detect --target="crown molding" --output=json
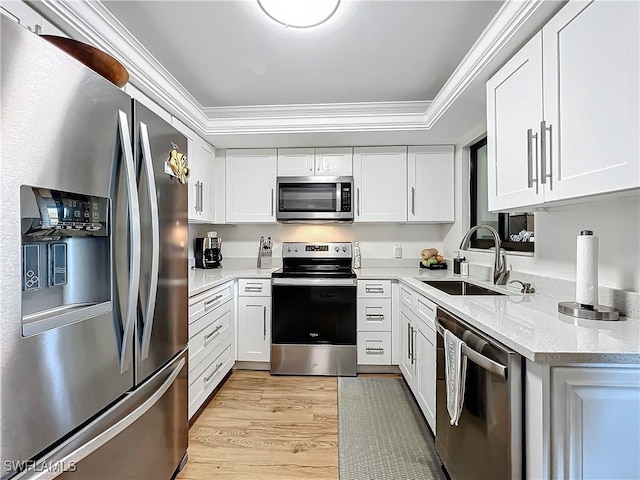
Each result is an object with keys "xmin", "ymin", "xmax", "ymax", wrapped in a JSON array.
[
  {"xmin": 33, "ymin": 0, "xmax": 549, "ymax": 138},
  {"xmin": 423, "ymin": 0, "xmax": 549, "ymax": 128},
  {"xmin": 201, "ymin": 101, "xmax": 431, "ymax": 135},
  {"xmin": 35, "ymin": 0, "xmax": 208, "ymax": 129}
]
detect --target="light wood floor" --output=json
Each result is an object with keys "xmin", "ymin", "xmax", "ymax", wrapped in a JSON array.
[{"xmin": 177, "ymin": 370, "xmax": 339, "ymax": 480}]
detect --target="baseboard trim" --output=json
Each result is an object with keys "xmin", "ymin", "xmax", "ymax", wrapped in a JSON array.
[
  {"xmin": 357, "ymin": 364, "xmax": 401, "ymax": 374},
  {"xmin": 234, "ymin": 361, "xmax": 271, "ymax": 371}
]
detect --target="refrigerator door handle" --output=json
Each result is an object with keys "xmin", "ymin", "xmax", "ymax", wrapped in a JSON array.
[
  {"xmin": 139, "ymin": 122, "xmax": 160, "ymax": 361},
  {"xmin": 12, "ymin": 357, "xmax": 185, "ymax": 480},
  {"xmin": 118, "ymin": 110, "xmax": 140, "ymax": 374}
]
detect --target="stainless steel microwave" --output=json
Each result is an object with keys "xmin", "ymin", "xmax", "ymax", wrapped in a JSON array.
[{"xmin": 276, "ymin": 176, "xmax": 354, "ymax": 222}]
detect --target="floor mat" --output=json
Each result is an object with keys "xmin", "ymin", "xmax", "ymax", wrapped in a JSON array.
[{"xmin": 338, "ymin": 377, "xmax": 446, "ymax": 480}]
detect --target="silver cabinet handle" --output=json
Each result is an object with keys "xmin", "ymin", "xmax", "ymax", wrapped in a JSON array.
[
  {"xmin": 527, "ymin": 128, "xmax": 539, "ymax": 190},
  {"xmin": 244, "ymin": 286, "xmax": 263, "ymax": 292},
  {"xmin": 408, "ymin": 325, "xmax": 413, "ymax": 362},
  {"xmin": 540, "ymin": 120, "xmax": 552, "ymax": 186},
  {"xmin": 357, "ymin": 187, "xmax": 360, "ymax": 216},
  {"xmin": 204, "ymin": 294, "xmax": 224, "ymax": 308},
  {"xmin": 366, "ymin": 347, "xmax": 385, "ymax": 354},
  {"xmin": 195, "ymin": 182, "xmax": 200, "ymax": 213},
  {"xmin": 139, "ymin": 122, "xmax": 160, "ymax": 361},
  {"xmin": 366, "ymin": 314, "xmax": 385, "ymax": 320},
  {"xmin": 271, "ymin": 188, "xmax": 274, "ymax": 217},
  {"xmin": 411, "ymin": 186, "xmax": 415, "ymax": 215},
  {"xmin": 199, "ymin": 181, "xmax": 204, "ymax": 213},
  {"xmin": 204, "ymin": 324, "xmax": 223, "ymax": 343},
  {"xmin": 204, "ymin": 362, "xmax": 224, "ymax": 385},
  {"xmin": 411, "ymin": 327, "xmax": 417, "ymax": 364},
  {"xmin": 263, "ymin": 306, "xmax": 267, "ymax": 340},
  {"xmin": 194, "ymin": 181, "xmax": 199, "ymax": 213},
  {"xmin": 117, "ymin": 110, "xmax": 140, "ymax": 375},
  {"xmin": 365, "ymin": 286, "xmax": 384, "ymax": 293},
  {"xmin": 407, "ymin": 323, "xmax": 411, "ymax": 360}
]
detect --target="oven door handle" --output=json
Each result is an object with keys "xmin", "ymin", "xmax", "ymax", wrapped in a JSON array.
[
  {"xmin": 271, "ymin": 278, "xmax": 357, "ymax": 287},
  {"xmin": 435, "ymin": 321, "xmax": 508, "ymax": 380}
]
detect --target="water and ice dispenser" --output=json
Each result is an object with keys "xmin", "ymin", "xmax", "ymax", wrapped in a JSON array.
[{"xmin": 21, "ymin": 186, "xmax": 111, "ymax": 336}]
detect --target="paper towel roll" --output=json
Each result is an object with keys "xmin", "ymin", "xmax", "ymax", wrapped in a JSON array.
[{"xmin": 576, "ymin": 230, "xmax": 599, "ymax": 307}]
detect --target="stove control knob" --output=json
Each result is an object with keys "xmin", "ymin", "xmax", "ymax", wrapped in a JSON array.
[
  {"xmin": 294, "ymin": 246, "xmax": 299, "ymax": 253},
  {"xmin": 342, "ymin": 246, "xmax": 347, "ymax": 252},
  {"xmin": 335, "ymin": 246, "xmax": 340, "ymax": 252},
  {"xmin": 286, "ymin": 246, "xmax": 292, "ymax": 252}
]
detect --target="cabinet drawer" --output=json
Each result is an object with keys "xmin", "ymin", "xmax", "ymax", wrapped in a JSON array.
[
  {"xmin": 189, "ymin": 299, "xmax": 234, "ymax": 370},
  {"xmin": 400, "ymin": 284, "xmax": 415, "ymax": 308},
  {"xmin": 415, "ymin": 295, "xmax": 437, "ymax": 329},
  {"xmin": 357, "ymin": 298, "xmax": 392, "ymax": 331},
  {"xmin": 188, "ymin": 336, "xmax": 234, "ymax": 419},
  {"xmin": 238, "ymin": 278, "xmax": 271, "ymax": 296},
  {"xmin": 357, "ymin": 331, "xmax": 392, "ymax": 365},
  {"xmin": 357, "ymin": 280, "xmax": 391, "ymax": 298},
  {"xmin": 189, "ymin": 281, "xmax": 234, "ymax": 324}
]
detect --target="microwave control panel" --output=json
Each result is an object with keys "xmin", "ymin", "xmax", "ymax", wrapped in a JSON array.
[{"xmin": 340, "ymin": 183, "xmax": 352, "ymax": 212}]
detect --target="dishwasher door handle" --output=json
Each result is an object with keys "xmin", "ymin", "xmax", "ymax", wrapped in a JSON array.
[{"xmin": 436, "ymin": 321, "xmax": 508, "ymax": 380}]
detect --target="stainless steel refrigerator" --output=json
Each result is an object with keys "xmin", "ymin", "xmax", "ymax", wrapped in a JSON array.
[{"xmin": 1, "ymin": 16, "xmax": 189, "ymax": 480}]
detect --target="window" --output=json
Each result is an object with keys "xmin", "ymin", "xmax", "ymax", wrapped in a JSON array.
[{"xmin": 469, "ymin": 138, "xmax": 534, "ymax": 253}]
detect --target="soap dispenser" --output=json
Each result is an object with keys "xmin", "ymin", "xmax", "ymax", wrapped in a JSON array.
[
  {"xmin": 353, "ymin": 242, "xmax": 362, "ymax": 269},
  {"xmin": 453, "ymin": 251, "xmax": 466, "ymax": 274}
]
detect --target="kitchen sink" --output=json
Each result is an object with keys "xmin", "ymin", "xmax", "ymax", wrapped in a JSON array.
[{"xmin": 421, "ymin": 280, "xmax": 505, "ymax": 296}]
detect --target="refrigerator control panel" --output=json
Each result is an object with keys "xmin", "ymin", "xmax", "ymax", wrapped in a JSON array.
[{"xmin": 21, "ymin": 186, "xmax": 109, "ymax": 238}]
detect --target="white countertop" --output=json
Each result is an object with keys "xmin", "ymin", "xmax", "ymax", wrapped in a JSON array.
[
  {"xmin": 357, "ymin": 267, "xmax": 640, "ymax": 364},
  {"xmin": 189, "ymin": 265, "xmax": 640, "ymax": 364}
]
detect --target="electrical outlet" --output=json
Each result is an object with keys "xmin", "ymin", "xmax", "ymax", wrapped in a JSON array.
[{"xmin": 394, "ymin": 244, "xmax": 402, "ymax": 258}]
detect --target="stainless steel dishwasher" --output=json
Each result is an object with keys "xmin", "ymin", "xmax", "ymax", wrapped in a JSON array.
[{"xmin": 435, "ymin": 307, "xmax": 523, "ymax": 480}]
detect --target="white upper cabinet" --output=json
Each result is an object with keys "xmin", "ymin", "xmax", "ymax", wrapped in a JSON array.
[
  {"xmin": 407, "ymin": 146, "xmax": 455, "ymax": 223},
  {"xmin": 486, "ymin": 0, "xmax": 639, "ymax": 211},
  {"xmin": 486, "ymin": 33, "xmax": 545, "ymax": 212},
  {"xmin": 277, "ymin": 147, "xmax": 353, "ymax": 177},
  {"xmin": 542, "ymin": 0, "xmax": 639, "ymax": 202},
  {"xmin": 353, "ymin": 147, "xmax": 407, "ymax": 222},
  {"xmin": 314, "ymin": 148, "xmax": 353, "ymax": 176},
  {"xmin": 171, "ymin": 117, "xmax": 216, "ymax": 223},
  {"xmin": 226, "ymin": 149, "xmax": 277, "ymax": 223},
  {"xmin": 277, "ymin": 148, "xmax": 314, "ymax": 176}
]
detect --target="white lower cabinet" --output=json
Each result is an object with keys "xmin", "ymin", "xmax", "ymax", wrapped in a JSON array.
[
  {"xmin": 237, "ymin": 279, "xmax": 271, "ymax": 362},
  {"xmin": 398, "ymin": 283, "xmax": 437, "ymax": 433},
  {"xmin": 526, "ymin": 362, "xmax": 640, "ymax": 480},
  {"xmin": 414, "ymin": 320, "xmax": 437, "ymax": 432},
  {"xmin": 357, "ymin": 280, "xmax": 392, "ymax": 366},
  {"xmin": 187, "ymin": 280, "xmax": 236, "ymax": 419}
]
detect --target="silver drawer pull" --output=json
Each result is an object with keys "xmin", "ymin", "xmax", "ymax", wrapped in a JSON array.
[
  {"xmin": 203, "ymin": 324, "xmax": 223, "ymax": 343},
  {"xmin": 366, "ymin": 347, "xmax": 384, "ymax": 354},
  {"xmin": 204, "ymin": 362, "xmax": 224, "ymax": 385},
  {"xmin": 365, "ymin": 287, "xmax": 384, "ymax": 293},
  {"xmin": 244, "ymin": 286, "xmax": 263, "ymax": 292},
  {"xmin": 204, "ymin": 294, "xmax": 223, "ymax": 307},
  {"xmin": 366, "ymin": 314, "xmax": 385, "ymax": 320}
]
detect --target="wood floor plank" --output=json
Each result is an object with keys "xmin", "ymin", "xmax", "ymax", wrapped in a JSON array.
[{"xmin": 177, "ymin": 370, "xmax": 338, "ymax": 480}]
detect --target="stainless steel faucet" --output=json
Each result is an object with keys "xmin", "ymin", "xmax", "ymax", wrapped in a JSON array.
[{"xmin": 459, "ymin": 225, "xmax": 510, "ymax": 285}]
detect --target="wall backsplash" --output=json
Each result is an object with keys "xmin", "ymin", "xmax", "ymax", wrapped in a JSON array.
[{"xmin": 189, "ymin": 223, "xmax": 445, "ymax": 262}]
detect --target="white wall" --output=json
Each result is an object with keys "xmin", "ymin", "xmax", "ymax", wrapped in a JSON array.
[
  {"xmin": 190, "ymin": 223, "xmax": 445, "ymax": 264},
  {"xmin": 442, "ymin": 138, "xmax": 640, "ymax": 293}
]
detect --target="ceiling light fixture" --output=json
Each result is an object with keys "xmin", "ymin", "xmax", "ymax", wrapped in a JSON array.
[{"xmin": 257, "ymin": 0, "xmax": 341, "ymax": 28}]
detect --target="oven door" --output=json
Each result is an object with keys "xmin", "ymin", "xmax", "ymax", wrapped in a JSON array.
[
  {"xmin": 271, "ymin": 278, "xmax": 356, "ymax": 345},
  {"xmin": 276, "ymin": 176, "xmax": 353, "ymax": 221}
]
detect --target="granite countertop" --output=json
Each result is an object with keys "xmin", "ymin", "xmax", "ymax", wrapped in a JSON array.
[
  {"xmin": 189, "ymin": 266, "xmax": 278, "ymax": 297},
  {"xmin": 356, "ymin": 267, "xmax": 640, "ymax": 364},
  {"xmin": 189, "ymin": 264, "xmax": 640, "ymax": 364}
]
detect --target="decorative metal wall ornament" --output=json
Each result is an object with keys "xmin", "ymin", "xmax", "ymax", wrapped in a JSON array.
[{"xmin": 165, "ymin": 142, "xmax": 189, "ymax": 184}]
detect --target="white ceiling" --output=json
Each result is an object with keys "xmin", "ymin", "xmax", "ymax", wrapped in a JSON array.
[{"xmin": 103, "ymin": 0, "xmax": 503, "ymax": 108}]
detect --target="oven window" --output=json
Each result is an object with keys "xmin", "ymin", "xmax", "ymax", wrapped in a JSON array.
[
  {"xmin": 278, "ymin": 183, "xmax": 337, "ymax": 212},
  {"xmin": 272, "ymin": 285, "xmax": 356, "ymax": 345}
]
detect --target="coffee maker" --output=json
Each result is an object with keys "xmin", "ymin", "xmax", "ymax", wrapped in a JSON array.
[{"xmin": 195, "ymin": 232, "xmax": 222, "ymax": 269}]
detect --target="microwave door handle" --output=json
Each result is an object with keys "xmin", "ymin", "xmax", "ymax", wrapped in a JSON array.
[
  {"xmin": 336, "ymin": 183, "xmax": 341, "ymax": 212},
  {"xmin": 139, "ymin": 122, "xmax": 159, "ymax": 361},
  {"xmin": 117, "ymin": 111, "xmax": 140, "ymax": 374}
]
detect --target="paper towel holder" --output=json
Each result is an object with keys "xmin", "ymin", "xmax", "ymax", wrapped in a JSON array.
[{"xmin": 558, "ymin": 302, "xmax": 619, "ymax": 321}]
